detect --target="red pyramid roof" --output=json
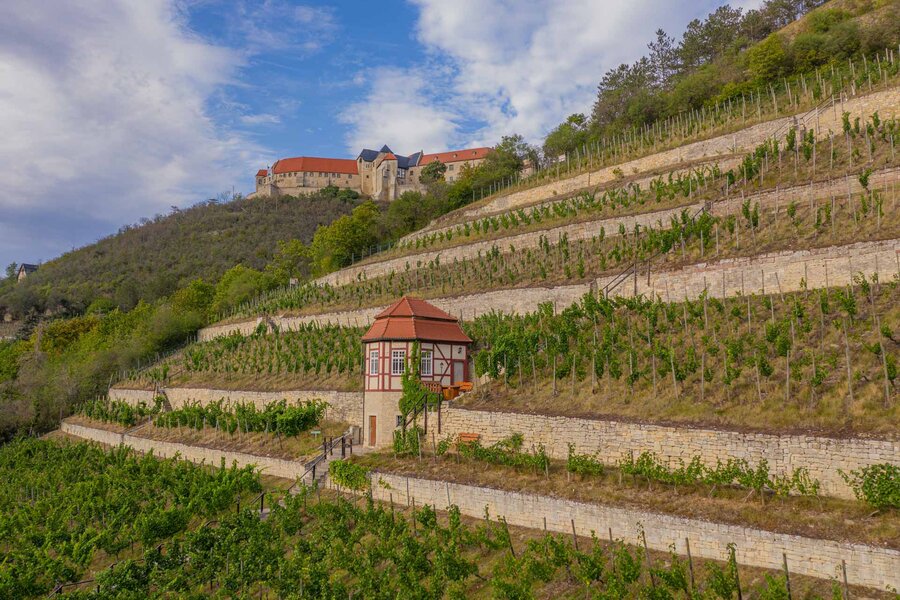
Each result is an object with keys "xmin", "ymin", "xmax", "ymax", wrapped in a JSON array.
[
  {"xmin": 363, "ymin": 297, "xmax": 472, "ymax": 343},
  {"xmin": 256, "ymin": 169, "xmax": 268, "ymax": 177},
  {"xmin": 375, "ymin": 297, "xmax": 457, "ymax": 320}
]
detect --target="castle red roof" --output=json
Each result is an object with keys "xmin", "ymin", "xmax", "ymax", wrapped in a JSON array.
[
  {"xmin": 420, "ymin": 147, "xmax": 491, "ymax": 165},
  {"xmin": 256, "ymin": 169, "xmax": 268, "ymax": 177},
  {"xmin": 362, "ymin": 297, "xmax": 472, "ymax": 343},
  {"xmin": 381, "ymin": 152, "xmax": 397, "ymax": 160},
  {"xmin": 272, "ymin": 156, "xmax": 358, "ymax": 175}
]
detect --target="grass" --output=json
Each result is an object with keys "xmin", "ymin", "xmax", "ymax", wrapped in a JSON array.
[{"xmin": 352, "ymin": 449, "xmax": 900, "ymax": 549}]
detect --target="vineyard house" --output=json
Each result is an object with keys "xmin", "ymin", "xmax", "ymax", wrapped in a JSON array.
[{"xmin": 361, "ymin": 297, "xmax": 472, "ymax": 448}]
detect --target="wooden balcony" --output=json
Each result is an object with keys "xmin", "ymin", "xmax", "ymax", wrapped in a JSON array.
[{"xmin": 420, "ymin": 379, "xmax": 473, "ymax": 400}]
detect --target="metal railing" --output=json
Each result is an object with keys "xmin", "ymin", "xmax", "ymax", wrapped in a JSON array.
[{"xmin": 287, "ymin": 432, "xmax": 354, "ymax": 493}]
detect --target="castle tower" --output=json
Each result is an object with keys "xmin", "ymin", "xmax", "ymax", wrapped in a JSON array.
[{"xmin": 361, "ymin": 297, "xmax": 472, "ymax": 448}]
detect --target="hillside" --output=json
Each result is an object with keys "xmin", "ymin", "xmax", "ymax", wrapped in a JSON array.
[
  {"xmin": 5, "ymin": 1, "xmax": 900, "ymax": 597},
  {"xmin": 0, "ymin": 193, "xmax": 357, "ymax": 319}
]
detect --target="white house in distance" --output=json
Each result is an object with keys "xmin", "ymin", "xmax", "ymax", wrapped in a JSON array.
[
  {"xmin": 361, "ymin": 297, "xmax": 472, "ymax": 448},
  {"xmin": 16, "ymin": 263, "xmax": 38, "ymax": 282}
]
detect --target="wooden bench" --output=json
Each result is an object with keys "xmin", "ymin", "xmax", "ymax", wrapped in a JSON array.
[{"xmin": 457, "ymin": 432, "xmax": 481, "ymax": 447}]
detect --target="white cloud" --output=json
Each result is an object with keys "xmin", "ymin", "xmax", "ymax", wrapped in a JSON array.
[
  {"xmin": 0, "ymin": 0, "xmax": 269, "ymax": 265},
  {"xmin": 346, "ymin": 0, "xmax": 734, "ymax": 151},
  {"xmin": 340, "ymin": 67, "xmax": 461, "ymax": 154},
  {"xmin": 240, "ymin": 113, "xmax": 281, "ymax": 125},
  {"xmin": 236, "ymin": 1, "xmax": 337, "ymax": 54}
]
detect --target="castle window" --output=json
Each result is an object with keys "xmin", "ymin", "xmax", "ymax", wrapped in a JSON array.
[{"xmin": 391, "ymin": 350, "xmax": 406, "ymax": 375}]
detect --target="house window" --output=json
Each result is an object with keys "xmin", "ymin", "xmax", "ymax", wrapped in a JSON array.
[
  {"xmin": 369, "ymin": 350, "xmax": 379, "ymax": 375},
  {"xmin": 420, "ymin": 350, "xmax": 433, "ymax": 376},
  {"xmin": 448, "ymin": 164, "xmax": 455, "ymax": 171},
  {"xmin": 391, "ymin": 350, "xmax": 406, "ymax": 375}
]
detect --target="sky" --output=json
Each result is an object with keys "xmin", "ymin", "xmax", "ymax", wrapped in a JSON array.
[{"xmin": 0, "ymin": 0, "xmax": 762, "ymax": 269}]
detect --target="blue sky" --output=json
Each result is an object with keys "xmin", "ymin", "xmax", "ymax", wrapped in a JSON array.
[{"xmin": 0, "ymin": 0, "xmax": 760, "ymax": 269}]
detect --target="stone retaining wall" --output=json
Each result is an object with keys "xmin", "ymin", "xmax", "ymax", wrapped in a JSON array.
[
  {"xmin": 618, "ymin": 239, "xmax": 897, "ymax": 302},
  {"xmin": 56, "ymin": 420, "xmax": 899, "ymax": 588},
  {"xmin": 439, "ymin": 406, "xmax": 899, "ymax": 500},
  {"xmin": 198, "ymin": 239, "xmax": 898, "ymax": 339},
  {"xmin": 363, "ymin": 472, "xmax": 899, "ymax": 590},
  {"xmin": 108, "ymin": 387, "xmax": 364, "ymax": 428},
  {"xmin": 60, "ymin": 421, "xmax": 307, "ymax": 481},
  {"xmin": 317, "ymin": 167, "xmax": 899, "ymax": 288},
  {"xmin": 109, "ymin": 387, "xmax": 156, "ymax": 405},
  {"xmin": 162, "ymin": 388, "xmax": 364, "ymax": 427},
  {"xmin": 199, "ymin": 317, "xmax": 263, "ymax": 341}
]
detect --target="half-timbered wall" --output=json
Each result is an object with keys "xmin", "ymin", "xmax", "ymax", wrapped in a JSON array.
[{"xmin": 364, "ymin": 340, "xmax": 468, "ymax": 392}]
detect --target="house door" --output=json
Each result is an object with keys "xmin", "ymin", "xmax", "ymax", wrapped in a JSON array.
[
  {"xmin": 369, "ymin": 415, "xmax": 377, "ymax": 446},
  {"xmin": 452, "ymin": 361, "xmax": 465, "ymax": 384}
]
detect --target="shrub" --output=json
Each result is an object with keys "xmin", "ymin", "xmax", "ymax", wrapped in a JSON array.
[
  {"xmin": 748, "ymin": 34, "xmax": 788, "ymax": 83},
  {"xmin": 329, "ymin": 459, "xmax": 369, "ymax": 491},
  {"xmin": 840, "ymin": 464, "xmax": 900, "ymax": 510},
  {"xmin": 566, "ymin": 443, "xmax": 605, "ymax": 477}
]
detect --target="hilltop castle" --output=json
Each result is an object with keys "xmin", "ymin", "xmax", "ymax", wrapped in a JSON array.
[{"xmin": 250, "ymin": 145, "xmax": 491, "ymax": 200}]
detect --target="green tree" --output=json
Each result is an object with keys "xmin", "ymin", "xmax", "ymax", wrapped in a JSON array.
[
  {"xmin": 385, "ymin": 191, "xmax": 439, "ymax": 237},
  {"xmin": 265, "ymin": 239, "xmax": 310, "ymax": 285},
  {"xmin": 543, "ymin": 114, "xmax": 588, "ymax": 159},
  {"xmin": 170, "ymin": 279, "xmax": 215, "ymax": 316},
  {"xmin": 748, "ymin": 33, "xmax": 788, "ymax": 82},
  {"xmin": 307, "ymin": 201, "xmax": 382, "ymax": 274},
  {"xmin": 481, "ymin": 134, "xmax": 531, "ymax": 177},
  {"xmin": 419, "ymin": 160, "xmax": 447, "ymax": 184},
  {"xmin": 210, "ymin": 265, "xmax": 273, "ymax": 317},
  {"xmin": 5, "ymin": 263, "xmax": 17, "ymax": 281}
]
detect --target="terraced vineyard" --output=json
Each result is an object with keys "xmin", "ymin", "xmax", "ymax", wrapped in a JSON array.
[
  {"xmin": 18, "ymin": 439, "xmax": 883, "ymax": 599},
  {"xmin": 243, "ymin": 185, "xmax": 897, "ymax": 318},
  {"xmin": 232, "ymin": 114, "xmax": 899, "ymax": 319},
  {"xmin": 392, "ymin": 46, "xmax": 900, "ymax": 243},
  {"xmin": 0, "ymin": 437, "xmax": 262, "ymax": 598},
  {"xmin": 458, "ymin": 283, "xmax": 899, "ymax": 434},
  {"xmin": 123, "ymin": 323, "xmax": 365, "ymax": 391},
  {"xmin": 377, "ymin": 116, "xmax": 899, "ymax": 262},
  {"xmin": 45, "ymin": 18, "xmax": 900, "ymax": 598}
]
